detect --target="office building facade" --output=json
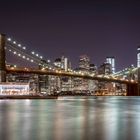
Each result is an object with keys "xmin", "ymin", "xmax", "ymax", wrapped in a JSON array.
[{"xmin": 106, "ymin": 57, "xmax": 115, "ymax": 73}]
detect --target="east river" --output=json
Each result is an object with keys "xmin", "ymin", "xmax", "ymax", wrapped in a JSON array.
[{"xmin": 0, "ymin": 97, "xmax": 140, "ymax": 140}]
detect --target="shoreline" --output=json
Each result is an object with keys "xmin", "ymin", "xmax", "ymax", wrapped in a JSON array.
[
  {"xmin": 0, "ymin": 95, "xmax": 58, "ymax": 99},
  {"xmin": 0, "ymin": 94, "xmax": 127, "ymax": 99}
]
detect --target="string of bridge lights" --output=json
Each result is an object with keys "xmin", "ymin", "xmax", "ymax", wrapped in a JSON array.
[
  {"xmin": 5, "ymin": 47, "xmax": 36, "ymax": 63},
  {"xmin": 7, "ymin": 38, "xmax": 26, "ymax": 50},
  {"xmin": 6, "ymin": 38, "xmax": 134, "ymax": 78},
  {"xmin": 7, "ymin": 37, "xmax": 44, "ymax": 61},
  {"xmin": 6, "ymin": 37, "xmax": 53, "ymax": 64}
]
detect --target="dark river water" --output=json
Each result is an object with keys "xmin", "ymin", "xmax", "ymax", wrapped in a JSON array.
[{"xmin": 0, "ymin": 96, "xmax": 140, "ymax": 140}]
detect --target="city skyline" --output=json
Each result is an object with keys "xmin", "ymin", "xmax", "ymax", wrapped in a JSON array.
[
  {"xmin": 0, "ymin": 0, "xmax": 140, "ymax": 70},
  {"xmin": 1, "ymin": 1, "xmax": 140, "ymax": 139}
]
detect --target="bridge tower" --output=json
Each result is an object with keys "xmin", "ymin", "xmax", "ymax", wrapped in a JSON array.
[
  {"xmin": 0, "ymin": 34, "xmax": 6, "ymax": 82},
  {"xmin": 127, "ymin": 68, "xmax": 140, "ymax": 96},
  {"xmin": 137, "ymin": 67, "xmax": 140, "ymax": 95}
]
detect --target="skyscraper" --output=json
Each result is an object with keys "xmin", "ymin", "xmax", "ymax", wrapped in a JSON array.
[
  {"xmin": 54, "ymin": 56, "xmax": 71, "ymax": 71},
  {"xmin": 98, "ymin": 62, "xmax": 112, "ymax": 75},
  {"xmin": 79, "ymin": 55, "xmax": 90, "ymax": 70},
  {"xmin": 137, "ymin": 47, "xmax": 140, "ymax": 67},
  {"xmin": 61, "ymin": 56, "xmax": 71, "ymax": 71},
  {"xmin": 54, "ymin": 58, "xmax": 62, "ymax": 68},
  {"xmin": 106, "ymin": 57, "xmax": 115, "ymax": 73}
]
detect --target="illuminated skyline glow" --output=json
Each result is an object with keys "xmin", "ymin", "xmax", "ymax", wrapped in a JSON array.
[{"xmin": 0, "ymin": 0, "xmax": 140, "ymax": 70}]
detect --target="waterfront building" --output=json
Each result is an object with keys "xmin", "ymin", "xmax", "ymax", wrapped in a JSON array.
[
  {"xmin": 88, "ymin": 64, "xmax": 98, "ymax": 94},
  {"xmin": 48, "ymin": 75, "xmax": 61, "ymax": 94},
  {"xmin": 0, "ymin": 83, "xmax": 29, "ymax": 95},
  {"xmin": 98, "ymin": 61, "xmax": 116, "ymax": 95},
  {"xmin": 53, "ymin": 56, "xmax": 72, "ymax": 92},
  {"xmin": 61, "ymin": 56, "xmax": 73, "ymax": 91},
  {"xmin": 73, "ymin": 55, "xmax": 93, "ymax": 93},
  {"xmin": 73, "ymin": 77, "xmax": 89, "ymax": 92},
  {"xmin": 74, "ymin": 55, "xmax": 90, "ymax": 92},
  {"xmin": 61, "ymin": 77, "xmax": 74, "ymax": 91}
]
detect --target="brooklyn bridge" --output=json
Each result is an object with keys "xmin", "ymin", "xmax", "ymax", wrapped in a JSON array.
[{"xmin": 0, "ymin": 34, "xmax": 139, "ymax": 96}]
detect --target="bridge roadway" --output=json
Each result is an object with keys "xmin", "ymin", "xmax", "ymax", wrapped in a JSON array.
[{"xmin": 6, "ymin": 67, "xmax": 137, "ymax": 85}]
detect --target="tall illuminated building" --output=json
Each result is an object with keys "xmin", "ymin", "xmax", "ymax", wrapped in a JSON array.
[
  {"xmin": 53, "ymin": 56, "xmax": 72, "ymax": 92},
  {"xmin": 79, "ymin": 55, "xmax": 90, "ymax": 70},
  {"xmin": 54, "ymin": 58, "xmax": 62, "ymax": 68},
  {"xmin": 73, "ymin": 55, "xmax": 90, "ymax": 92},
  {"xmin": 98, "ymin": 62, "xmax": 112, "ymax": 75},
  {"xmin": 61, "ymin": 56, "xmax": 71, "ymax": 71},
  {"xmin": 54, "ymin": 56, "xmax": 71, "ymax": 71},
  {"xmin": 137, "ymin": 47, "xmax": 140, "ymax": 67},
  {"xmin": 106, "ymin": 57, "xmax": 115, "ymax": 73}
]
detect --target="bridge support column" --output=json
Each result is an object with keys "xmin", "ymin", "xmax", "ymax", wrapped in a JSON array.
[
  {"xmin": 127, "ymin": 83, "xmax": 138, "ymax": 96},
  {"xmin": 127, "ymin": 68, "xmax": 140, "ymax": 96},
  {"xmin": 137, "ymin": 67, "xmax": 140, "ymax": 96},
  {"xmin": 0, "ymin": 34, "xmax": 6, "ymax": 82}
]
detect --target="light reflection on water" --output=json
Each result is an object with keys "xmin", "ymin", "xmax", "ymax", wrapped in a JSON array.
[{"xmin": 0, "ymin": 97, "xmax": 140, "ymax": 140}]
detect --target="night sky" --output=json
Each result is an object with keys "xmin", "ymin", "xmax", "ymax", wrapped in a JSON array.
[{"xmin": 0, "ymin": 0, "xmax": 140, "ymax": 70}]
